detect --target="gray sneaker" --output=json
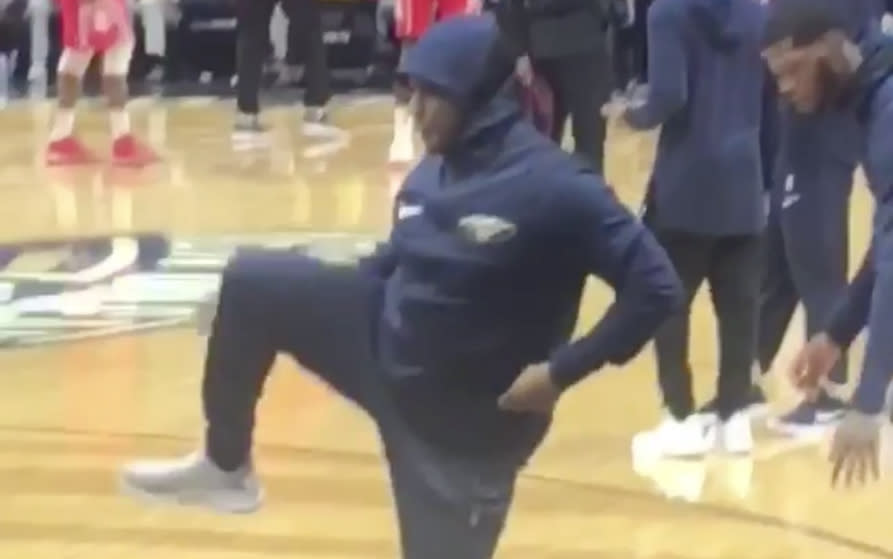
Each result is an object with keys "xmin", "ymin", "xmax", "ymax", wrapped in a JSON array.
[
  {"xmin": 303, "ymin": 107, "xmax": 345, "ymax": 139},
  {"xmin": 232, "ymin": 113, "xmax": 270, "ymax": 148},
  {"xmin": 120, "ymin": 451, "xmax": 263, "ymax": 514}
]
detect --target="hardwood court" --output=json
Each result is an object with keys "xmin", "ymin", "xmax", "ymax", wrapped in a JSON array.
[{"xmin": 0, "ymin": 95, "xmax": 888, "ymax": 558}]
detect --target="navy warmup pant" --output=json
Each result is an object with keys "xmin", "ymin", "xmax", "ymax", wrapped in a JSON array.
[
  {"xmin": 757, "ymin": 163, "xmax": 853, "ymax": 383},
  {"xmin": 651, "ymin": 231, "xmax": 763, "ymax": 419},
  {"xmin": 202, "ymin": 249, "xmax": 518, "ymax": 559}
]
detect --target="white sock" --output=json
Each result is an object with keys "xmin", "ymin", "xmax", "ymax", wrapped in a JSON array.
[
  {"xmin": 110, "ymin": 110, "xmax": 130, "ymax": 140},
  {"xmin": 50, "ymin": 110, "xmax": 75, "ymax": 141}
]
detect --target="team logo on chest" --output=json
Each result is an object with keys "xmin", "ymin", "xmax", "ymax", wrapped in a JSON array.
[{"xmin": 457, "ymin": 215, "xmax": 517, "ymax": 244}]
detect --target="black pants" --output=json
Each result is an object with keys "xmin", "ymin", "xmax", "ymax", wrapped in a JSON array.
[
  {"xmin": 203, "ymin": 250, "xmax": 518, "ymax": 559},
  {"xmin": 612, "ymin": 26, "xmax": 639, "ymax": 90},
  {"xmin": 535, "ymin": 51, "xmax": 609, "ymax": 174},
  {"xmin": 758, "ymin": 165, "xmax": 852, "ymax": 383},
  {"xmin": 235, "ymin": 0, "xmax": 330, "ymax": 114},
  {"xmin": 651, "ymin": 231, "xmax": 762, "ymax": 420},
  {"xmin": 632, "ymin": 0, "xmax": 651, "ymax": 80},
  {"xmin": 0, "ymin": 0, "xmax": 25, "ymax": 54},
  {"xmin": 0, "ymin": 23, "xmax": 18, "ymax": 54}
]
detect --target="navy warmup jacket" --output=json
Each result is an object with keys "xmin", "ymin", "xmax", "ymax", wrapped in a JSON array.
[
  {"xmin": 823, "ymin": 36, "xmax": 893, "ymax": 414},
  {"xmin": 624, "ymin": 0, "xmax": 776, "ymax": 236},
  {"xmin": 359, "ymin": 15, "xmax": 683, "ymax": 456}
]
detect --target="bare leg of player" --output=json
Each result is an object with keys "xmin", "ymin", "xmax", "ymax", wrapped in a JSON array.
[
  {"xmin": 102, "ymin": 42, "xmax": 158, "ymax": 166},
  {"xmin": 46, "ymin": 50, "xmax": 99, "ymax": 165}
]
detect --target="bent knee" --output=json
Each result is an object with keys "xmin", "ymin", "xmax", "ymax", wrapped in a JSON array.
[{"xmin": 222, "ymin": 249, "xmax": 321, "ymax": 293}]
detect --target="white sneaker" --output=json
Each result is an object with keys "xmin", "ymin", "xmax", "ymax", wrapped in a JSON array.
[
  {"xmin": 120, "ymin": 451, "xmax": 263, "ymax": 514},
  {"xmin": 388, "ymin": 106, "xmax": 416, "ymax": 163},
  {"xmin": 652, "ymin": 414, "xmax": 711, "ymax": 458},
  {"xmin": 716, "ymin": 411, "xmax": 754, "ymax": 454}
]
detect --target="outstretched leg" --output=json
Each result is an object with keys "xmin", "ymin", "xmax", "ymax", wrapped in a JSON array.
[{"xmin": 121, "ymin": 250, "xmax": 385, "ymax": 513}]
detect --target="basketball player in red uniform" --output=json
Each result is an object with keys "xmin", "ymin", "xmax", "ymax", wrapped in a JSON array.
[
  {"xmin": 46, "ymin": 0, "xmax": 158, "ymax": 166},
  {"xmin": 388, "ymin": 0, "xmax": 479, "ymax": 163}
]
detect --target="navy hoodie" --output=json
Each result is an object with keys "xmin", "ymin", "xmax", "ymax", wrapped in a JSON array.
[
  {"xmin": 625, "ymin": 0, "xmax": 774, "ymax": 236},
  {"xmin": 822, "ymin": 35, "xmax": 893, "ymax": 414},
  {"xmin": 781, "ymin": 0, "xmax": 883, "ymax": 182},
  {"xmin": 361, "ymin": 15, "xmax": 683, "ymax": 458}
]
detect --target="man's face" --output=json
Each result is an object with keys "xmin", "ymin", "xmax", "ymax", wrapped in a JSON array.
[
  {"xmin": 764, "ymin": 38, "xmax": 831, "ymax": 113},
  {"xmin": 409, "ymin": 83, "xmax": 462, "ymax": 154},
  {"xmin": 763, "ymin": 34, "xmax": 851, "ymax": 113}
]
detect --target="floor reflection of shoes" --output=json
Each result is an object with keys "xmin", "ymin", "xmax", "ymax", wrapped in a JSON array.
[
  {"xmin": 714, "ymin": 456, "xmax": 754, "ymax": 500},
  {"xmin": 632, "ymin": 429, "xmax": 707, "ymax": 502},
  {"xmin": 650, "ymin": 458, "xmax": 707, "ymax": 502},
  {"xmin": 632, "ymin": 429, "xmax": 754, "ymax": 503},
  {"xmin": 631, "ymin": 429, "xmax": 662, "ymax": 477}
]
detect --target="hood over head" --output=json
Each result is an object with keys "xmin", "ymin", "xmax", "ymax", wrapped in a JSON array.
[{"xmin": 400, "ymin": 14, "xmax": 523, "ymax": 159}]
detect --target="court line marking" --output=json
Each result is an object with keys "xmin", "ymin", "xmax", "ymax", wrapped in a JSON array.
[{"xmin": 0, "ymin": 423, "xmax": 890, "ymax": 557}]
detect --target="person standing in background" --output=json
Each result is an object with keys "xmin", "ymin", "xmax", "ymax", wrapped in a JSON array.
[
  {"xmin": 268, "ymin": 3, "xmax": 292, "ymax": 83},
  {"xmin": 232, "ymin": 0, "xmax": 335, "ymax": 144},
  {"xmin": 613, "ymin": 0, "xmax": 778, "ymax": 456},
  {"xmin": 139, "ymin": 0, "xmax": 172, "ymax": 82},
  {"xmin": 496, "ymin": 0, "xmax": 612, "ymax": 173},
  {"xmin": 0, "ymin": 0, "xmax": 27, "ymax": 105},
  {"xmin": 387, "ymin": 0, "xmax": 479, "ymax": 163},
  {"xmin": 26, "ymin": 0, "xmax": 50, "ymax": 85},
  {"xmin": 46, "ymin": 0, "xmax": 158, "ymax": 166},
  {"xmin": 631, "ymin": 0, "xmax": 651, "ymax": 88},
  {"xmin": 610, "ymin": 0, "xmax": 638, "ymax": 100}
]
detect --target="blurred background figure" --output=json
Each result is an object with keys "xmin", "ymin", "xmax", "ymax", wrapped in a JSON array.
[
  {"xmin": 26, "ymin": 0, "xmax": 50, "ymax": 85},
  {"xmin": 138, "ymin": 0, "xmax": 172, "ymax": 82},
  {"xmin": 46, "ymin": 0, "xmax": 158, "ymax": 166},
  {"xmin": 496, "ymin": 0, "xmax": 612, "ymax": 173},
  {"xmin": 609, "ymin": 0, "xmax": 639, "ymax": 100},
  {"xmin": 388, "ymin": 0, "xmax": 479, "ymax": 163},
  {"xmin": 269, "ymin": 3, "xmax": 291, "ymax": 82},
  {"xmin": 629, "ymin": 0, "xmax": 651, "ymax": 92},
  {"xmin": 233, "ymin": 0, "xmax": 335, "ymax": 145},
  {"xmin": 0, "ymin": 0, "xmax": 27, "ymax": 106}
]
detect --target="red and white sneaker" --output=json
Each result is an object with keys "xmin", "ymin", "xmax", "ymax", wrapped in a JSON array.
[
  {"xmin": 112, "ymin": 134, "xmax": 159, "ymax": 167},
  {"xmin": 46, "ymin": 136, "xmax": 99, "ymax": 166}
]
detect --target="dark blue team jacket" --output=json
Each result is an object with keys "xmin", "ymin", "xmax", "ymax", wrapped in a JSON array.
[
  {"xmin": 624, "ymin": 0, "xmax": 775, "ymax": 236},
  {"xmin": 358, "ymin": 15, "xmax": 683, "ymax": 456},
  {"xmin": 824, "ymin": 34, "xmax": 893, "ymax": 414}
]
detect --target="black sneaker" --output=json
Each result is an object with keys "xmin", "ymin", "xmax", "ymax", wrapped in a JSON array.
[{"xmin": 767, "ymin": 390, "xmax": 846, "ymax": 438}]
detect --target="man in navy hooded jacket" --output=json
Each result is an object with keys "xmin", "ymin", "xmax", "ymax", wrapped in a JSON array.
[
  {"xmin": 764, "ymin": 0, "xmax": 893, "ymax": 486},
  {"xmin": 615, "ymin": 0, "xmax": 775, "ymax": 457},
  {"xmin": 117, "ymin": 14, "xmax": 682, "ymax": 558},
  {"xmin": 750, "ymin": 0, "xmax": 884, "ymax": 438}
]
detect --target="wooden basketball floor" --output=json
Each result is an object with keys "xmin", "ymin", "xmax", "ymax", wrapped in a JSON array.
[{"xmin": 0, "ymin": 94, "xmax": 889, "ymax": 558}]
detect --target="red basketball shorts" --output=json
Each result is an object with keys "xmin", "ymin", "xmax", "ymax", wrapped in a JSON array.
[
  {"xmin": 394, "ymin": 0, "xmax": 479, "ymax": 41},
  {"xmin": 57, "ymin": 0, "xmax": 132, "ymax": 52}
]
